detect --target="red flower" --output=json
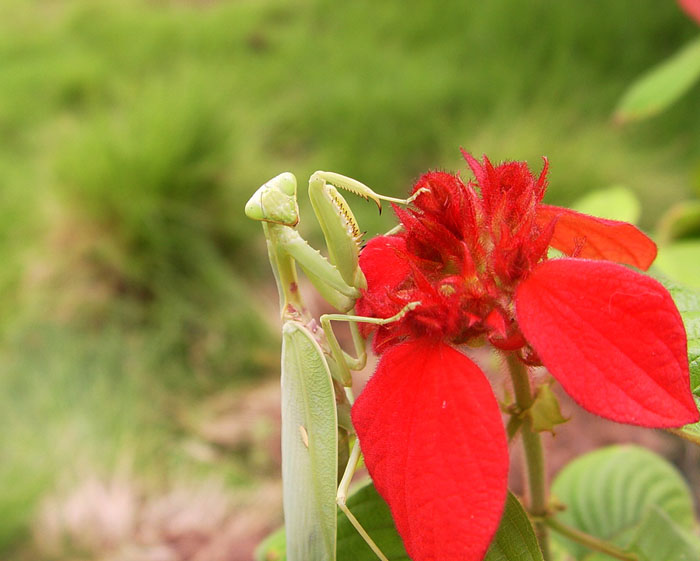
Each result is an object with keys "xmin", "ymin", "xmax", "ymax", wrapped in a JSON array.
[
  {"xmin": 352, "ymin": 152, "xmax": 699, "ymax": 561},
  {"xmin": 680, "ymin": 0, "xmax": 700, "ymax": 24}
]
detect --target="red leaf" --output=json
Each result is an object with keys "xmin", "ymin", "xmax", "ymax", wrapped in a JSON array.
[
  {"xmin": 352, "ymin": 340, "xmax": 508, "ymax": 561},
  {"xmin": 679, "ymin": 0, "xmax": 700, "ymax": 24},
  {"xmin": 356, "ymin": 236, "xmax": 413, "ymax": 343},
  {"xmin": 516, "ymin": 259, "xmax": 698, "ymax": 427},
  {"xmin": 536, "ymin": 204, "xmax": 657, "ymax": 270}
]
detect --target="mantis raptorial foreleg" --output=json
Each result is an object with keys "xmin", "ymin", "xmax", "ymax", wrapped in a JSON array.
[
  {"xmin": 321, "ymin": 302, "xmax": 421, "ymax": 389},
  {"xmin": 337, "ymin": 441, "xmax": 390, "ymax": 561},
  {"xmin": 322, "ymin": 304, "xmax": 421, "ymax": 561},
  {"xmin": 245, "ymin": 171, "xmax": 419, "ymax": 561}
]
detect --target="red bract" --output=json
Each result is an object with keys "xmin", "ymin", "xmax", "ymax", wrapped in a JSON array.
[
  {"xmin": 679, "ymin": 0, "xmax": 700, "ymax": 24},
  {"xmin": 352, "ymin": 152, "xmax": 699, "ymax": 561}
]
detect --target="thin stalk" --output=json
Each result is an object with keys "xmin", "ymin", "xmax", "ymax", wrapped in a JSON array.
[
  {"xmin": 546, "ymin": 518, "xmax": 638, "ymax": 561},
  {"xmin": 506, "ymin": 353, "xmax": 550, "ymax": 561},
  {"xmin": 337, "ymin": 443, "xmax": 390, "ymax": 561}
]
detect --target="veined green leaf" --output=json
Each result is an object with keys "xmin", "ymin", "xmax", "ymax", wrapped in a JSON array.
[
  {"xmin": 551, "ymin": 445, "xmax": 695, "ymax": 560},
  {"xmin": 281, "ymin": 322, "xmax": 338, "ymax": 561},
  {"xmin": 484, "ymin": 493, "xmax": 544, "ymax": 561},
  {"xmin": 627, "ymin": 507, "xmax": 700, "ymax": 561},
  {"xmin": 584, "ymin": 507, "xmax": 700, "ymax": 561},
  {"xmin": 614, "ymin": 36, "xmax": 700, "ymax": 123}
]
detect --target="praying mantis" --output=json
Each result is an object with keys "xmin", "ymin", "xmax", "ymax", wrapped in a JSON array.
[{"xmin": 244, "ymin": 171, "xmax": 420, "ymax": 561}]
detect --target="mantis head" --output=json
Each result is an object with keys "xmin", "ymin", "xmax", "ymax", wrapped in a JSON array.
[{"xmin": 245, "ymin": 172, "xmax": 300, "ymax": 226}]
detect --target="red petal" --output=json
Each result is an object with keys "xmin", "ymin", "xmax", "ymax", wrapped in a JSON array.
[
  {"xmin": 359, "ymin": 235, "xmax": 410, "ymax": 291},
  {"xmin": 536, "ymin": 204, "xmax": 657, "ymax": 270},
  {"xmin": 516, "ymin": 259, "xmax": 698, "ymax": 427},
  {"xmin": 356, "ymin": 236, "xmax": 412, "ymax": 343},
  {"xmin": 679, "ymin": 0, "xmax": 700, "ymax": 24},
  {"xmin": 352, "ymin": 340, "xmax": 508, "ymax": 561}
]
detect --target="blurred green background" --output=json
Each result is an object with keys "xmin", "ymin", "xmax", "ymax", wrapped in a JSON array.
[{"xmin": 2, "ymin": 1, "xmax": 700, "ymax": 559}]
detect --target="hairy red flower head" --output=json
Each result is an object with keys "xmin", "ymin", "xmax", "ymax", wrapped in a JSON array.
[{"xmin": 352, "ymin": 152, "xmax": 698, "ymax": 561}]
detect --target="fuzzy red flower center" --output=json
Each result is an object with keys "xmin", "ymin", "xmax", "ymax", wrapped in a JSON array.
[{"xmin": 358, "ymin": 153, "xmax": 554, "ymax": 353}]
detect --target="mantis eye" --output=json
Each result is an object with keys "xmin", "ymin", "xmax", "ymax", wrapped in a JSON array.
[{"xmin": 245, "ymin": 172, "xmax": 299, "ymax": 226}]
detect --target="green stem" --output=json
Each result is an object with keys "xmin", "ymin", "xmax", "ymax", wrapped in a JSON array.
[
  {"xmin": 506, "ymin": 353, "xmax": 550, "ymax": 561},
  {"xmin": 505, "ymin": 415, "xmax": 523, "ymax": 441},
  {"xmin": 546, "ymin": 518, "xmax": 638, "ymax": 561}
]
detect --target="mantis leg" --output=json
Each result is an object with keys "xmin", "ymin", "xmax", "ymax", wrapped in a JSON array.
[
  {"xmin": 325, "ymin": 304, "xmax": 420, "ymax": 560},
  {"xmin": 276, "ymin": 226, "xmax": 360, "ymax": 306},
  {"xmin": 336, "ymin": 441, "xmax": 391, "ymax": 561},
  {"xmin": 383, "ymin": 224, "xmax": 403, "ymax": 236},
  {"xmin": 313, "ymin": 170, "xmax": 427, "ymax": 208},
  {"xmin": 321, "ymin": 302, "xmax": 420, "ymax": 386},
  {"xmin": 308, "ymin": 171, "xmax": 427, "ymax": 291}
]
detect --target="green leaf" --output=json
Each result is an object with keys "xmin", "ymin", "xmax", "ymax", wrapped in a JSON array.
[
  {"xmin": 581, "ymin": 508, "xmax": 700, "ymax": 561},
  {"xmin": 572, "ymin": 186, "xmax": 641, "ymax": 224},
  {"xmin": 338, "ymin": 484, "xmax": 544, "ymax": 561},
  {"xmin": 484, "ymin": 493, "xmax": 544, "ymax": 561},
  {"xmin": 551, "ymin": 445, "xmax": 695, "ymax": 560},
  {"xmin": 580, "ymin": 508, "xmax": 700, "ymax": 561},
  {"xmin": 529, "ymin": 382, "xmax": 569, "ymax": 434},
  {"xmin": 614, "ymin": 36, "xmax": 700, "ymax": 123},
  {"xmin": 655, "ymin": 241, "xmax": 700, "ymax": 290},
  {"xmin": 257, "ymin": 484, "xmax": 544, "ymax": 561},
  {"xmin": 627, "ymin": 507, "xmax": 700, "ymax": 561}
]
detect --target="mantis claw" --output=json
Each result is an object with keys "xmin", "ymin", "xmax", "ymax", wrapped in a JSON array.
[
  {"xmin": 311, "ymin": 171, "xmax": 383, "ymax": 212},
  {"xmin": 407, "ymin": 186, "xmax": 430, "ymax": 203},
  {"xmin": 312, "ymin": 170, "xmax": 426, "ymax": 211}
]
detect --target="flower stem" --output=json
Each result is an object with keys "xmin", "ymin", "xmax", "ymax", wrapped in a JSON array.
[
  {"xmin": 506, "ymin": 415, "xmax": 523, "ymax": 441},
  {"xmin": 506, "ymin": 353, "xmax": 550, "ymax": 561},
  {"xmin": 546, "ymin": 518, "xmax": 638, "ymax": 561}
]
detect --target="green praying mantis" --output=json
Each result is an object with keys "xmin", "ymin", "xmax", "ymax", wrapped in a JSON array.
[{"xmin": 245, "ymin": 171, "xmax": 421, "ymax": 561}]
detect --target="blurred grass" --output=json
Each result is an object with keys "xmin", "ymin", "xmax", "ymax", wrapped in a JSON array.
[{"xmin": 2, "ymin": 0, "xmax": 700, "ymax": 556}]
